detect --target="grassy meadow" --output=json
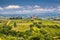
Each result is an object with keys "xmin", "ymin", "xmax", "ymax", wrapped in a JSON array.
[{"xmin": 0, "ymin": 18, "xmax": 60, "ymax": 40}]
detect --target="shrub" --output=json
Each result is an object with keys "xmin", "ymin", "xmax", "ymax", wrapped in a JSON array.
[
  {"xmin": 36, "ymin": 24, "xmax": 41, "ymax": 28},
  {"xmin": 14, "ymin": 22, "xmax": 17, "ymax": 27},
  {"xmin": 38, "ymin": 22, "xmax": 42, "ymax": 24},
  {"xmin": 30, "ymin": 37, "xmax": 40, "ymax": 40},
  {"xmin": 30, "ymin": 24, "xmax": 34, "ymax": 32},
  {"xmin": 33, "ymin": 22, "xmax": 38, "ymax": 25},
  {"xmin": 40, "ymin": 30, "xmax": 47, "ymax": 35}
]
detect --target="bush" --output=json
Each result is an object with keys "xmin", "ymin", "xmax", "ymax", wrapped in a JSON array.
[
  {"xmin": 14, "ymin": 22, "xmax": 17, "ymax": 27},
  {"xmin": 55, "ymin": 25, "xmax": 60, "ymax": 29},
  {"xmin": 48, "ymin": 25, "xmax": 60, "ymax": 29},
  {"xmin": 30, "ymin": 24, "xmax": 34, "ymax": 32},
  {"xmin": 9, "ymin": 30, "xmax": 17, "ymax": 36},
  {"xmin": 36, "ymin": 24, "xmax": 41, "ymax": 28},
  {"xmin": 30, "ymin": 37, "xmax": 40, "ymax": 40},
  {"xmin": 0, "ymin": 25, "xmax": 12, "ymax": 36},
  {"xmin": 38, "ymin": 22, "xmax": 42, "ymax": 24},
  {"xmin": 17, "ymin": 31, "xmax": 24, "ymax": 37},
  {"xmin": 31, "ymin": 19, "xmax": 34, "ymax": 22},
  {"xmin": 25, "ymin": 30, "xmax": 31, "ymax": 36},
  {"xmin": 40, "ymin": 30, "xmax": 47, "ymax": 35},
  {"xmin": 33, "ymin": 22, "xmax": 38, "ymax": 25}
]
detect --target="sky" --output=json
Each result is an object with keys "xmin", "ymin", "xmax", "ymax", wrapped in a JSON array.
[{"xmin": 0, "ymin": 0, "xmax": 60, "ymax": 14}]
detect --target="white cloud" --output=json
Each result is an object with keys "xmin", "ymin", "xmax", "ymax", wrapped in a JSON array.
[
  {"xmin": 0, "ymin": 7, "xmax": 3, "ymax": 10},
  {"xmin": 0, "ymin": 5, "xmax": 60, "ymax": 14},
  {"xmin": 16, "ymin": 10, "xmax": 31, "ymax": 14},
  {"xmin": 16, "ymin": 6, "xmax": 56, "ymax": 14},
  {"xmin": 16, "ymin": 8, "xmax": 55, "ymax": 14},
  {"xmin": 57, "ymin": 6, "xmax": 60, "ymax": 11},
  {"xmin": 58, "ymin": 9, "xmax": 60, "ymax": 10},
  {"xmin": 32, "ymin": 8, "xmax": 56, "ymax": 13},
  {"xmin": 5, "ymin": 5, "xmax": 21, "ymax": 9},
  {"xmin": 34, "ymin": 5, "xmax": 40, "ymax": 8}
]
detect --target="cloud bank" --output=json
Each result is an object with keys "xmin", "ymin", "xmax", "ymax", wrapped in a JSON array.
[{"xmin": 0, "ymin": 5, "xmax": 60, "ymax": 14}]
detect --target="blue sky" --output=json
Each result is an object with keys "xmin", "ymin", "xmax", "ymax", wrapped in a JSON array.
[
  {"xmin": 0, "ymin": 0, "xmax": 60, "ymax": 14},
  {"xmin": 0, "ymin": 0, "xmax": 60, "ymax": 7}
]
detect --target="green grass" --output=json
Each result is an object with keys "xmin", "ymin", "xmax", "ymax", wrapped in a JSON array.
[{"xmin": 0, "ymin": 19, "xmax": 60, "ymax": 40}]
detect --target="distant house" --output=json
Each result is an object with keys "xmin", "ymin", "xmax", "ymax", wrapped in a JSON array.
[{"xmin": 31, "ymin": 16, "xmax": 37, "ymax": 19}]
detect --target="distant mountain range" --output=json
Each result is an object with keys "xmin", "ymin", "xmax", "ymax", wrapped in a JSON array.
[{"xmin": 0, "ymin": 12, "xmax": 60, "ymax": 18}]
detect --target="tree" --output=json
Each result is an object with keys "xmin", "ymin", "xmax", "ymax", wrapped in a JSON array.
[
  {"xmin": 14, "ymin": 22, "xmax": 17, "ymax": 27},
  {"xmin": 30, "ymin": 24, "xmax": 34, "ymax": 32},
  {"xmin": 38, "ymin": 22, "xmax": 42, "ymax": 24}
]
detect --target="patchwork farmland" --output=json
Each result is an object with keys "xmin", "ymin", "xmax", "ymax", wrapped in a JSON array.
[{"xmin": 0, "ymin": 18, "xmax": 60, "ymax": 40}]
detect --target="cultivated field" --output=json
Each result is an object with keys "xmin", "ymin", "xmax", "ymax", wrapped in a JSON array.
[{"xmin": 0, "ymin": 18, "xmax": 60, "ymax": 40}]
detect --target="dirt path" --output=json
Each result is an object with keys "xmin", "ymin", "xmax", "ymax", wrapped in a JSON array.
[{"xmin": 6, "ymin": 20, "xmax": 11, "ymax": 25}]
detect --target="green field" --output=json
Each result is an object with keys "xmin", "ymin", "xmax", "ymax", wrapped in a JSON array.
[{"xmin": 0, "ymin": 19, "xmax": 60, "ymax": 40}]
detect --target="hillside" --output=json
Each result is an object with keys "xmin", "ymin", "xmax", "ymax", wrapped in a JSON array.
[{"xmin": 0, "ymin": 18, "xmax": 60, "ymax": 40}]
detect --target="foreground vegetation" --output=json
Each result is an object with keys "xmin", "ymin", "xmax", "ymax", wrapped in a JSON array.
[{"xmin": 0, "ymin": 18, "xmax": 60, "ymax": 40}]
